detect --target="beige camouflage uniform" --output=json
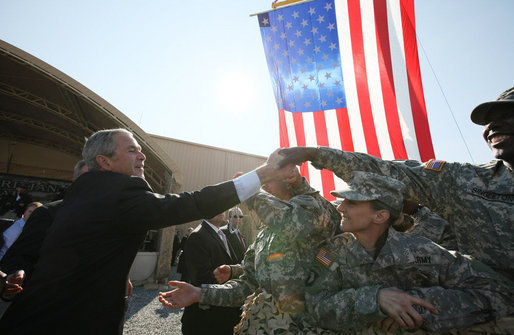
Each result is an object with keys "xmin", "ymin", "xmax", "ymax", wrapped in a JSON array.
[
  {"xmin": 200, "ymin": 178, "xmax": 341, "ymax": 334},
  {"xmin": 310, "ymin": 148, "xmax": 514, "ymax": 281},
  {"xmin": 305, "ymin": 228, "xmax": 514, "ymax": 333}
]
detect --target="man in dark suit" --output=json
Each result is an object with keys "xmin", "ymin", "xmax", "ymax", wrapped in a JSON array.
[
  {"xmin": 0, "ymin": 128, "xmax": 294, "ymax": 335},
  {"xmin": 180, "ymin": 212, "xmax": 241, "ymax": 335},
  {"xmin": 220, "ymin": 207, "xmax": 246, "ymax": 264}
]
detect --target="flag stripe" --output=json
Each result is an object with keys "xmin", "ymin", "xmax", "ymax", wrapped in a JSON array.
[
  {"xmin": 347, "ymin": 0, "xmax": 381, "ymax": 157},
  {"xmin": 373, "ymin": 0, "xmax": 408, "ymax": 159},
  {"xmin": 400, "ymin": 0, "xmax": 435, "ymax": 161},
  {"xmin": 313, "ymin": 111, "xmax": 336, "ymax": 199}
]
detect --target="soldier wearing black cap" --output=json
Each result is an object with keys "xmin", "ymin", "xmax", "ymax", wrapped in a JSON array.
[
  {"xmin": 304, "ymin": 171, "xmax": 514, "ymax": 334},
  {"xmin": 278, "ymin": 86, "xmax": 514, "ymax": 283}
]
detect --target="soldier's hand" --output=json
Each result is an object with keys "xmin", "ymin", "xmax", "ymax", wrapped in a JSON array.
[
  {"xmin": 214, "ymin": 265, "xmax": 231, "ymax": 284},
  {"xmin": 159, "ymin": 281, "xmax": 201, "ymax": 310},
  {"xmin": 278, "ymin": 147, "xmax": 318, "ymax": 168},
  {"xmin": 378, "ymin": 287, "xmax": 438, "ymax": 330}
]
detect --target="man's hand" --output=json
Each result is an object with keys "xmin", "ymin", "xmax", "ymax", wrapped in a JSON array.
[
  {"xmin": 378, "ymin": 287, "xmax": 438, "ymax": 330},
  {"xmin": 2, "ymin": 270, "xmax": 25, "ymax": 301},
  {"xmin": 213, "ymin": 265, "xmax": 231, "ymax": 284},
  {"xmin": 257, "ymin": 149, "xmax": 297, "ymax": 185},
  {"xmin": 278, "ymin": 147, "xmax": 318, "ymax": 168},
  {"xmin": 159, "ymin": 280, "xmax": 201, "ymax": 310}
]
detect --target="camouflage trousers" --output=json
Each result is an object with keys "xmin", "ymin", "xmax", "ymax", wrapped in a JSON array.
[
  {"xmin": 353, "ymin": 316, "xmax": 514, "ymax": 335},
  {"xmin": 234, "ymin": 289, "xmax": 336, "ymax": 335}
]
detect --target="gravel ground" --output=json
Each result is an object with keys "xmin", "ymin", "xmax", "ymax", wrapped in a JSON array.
[{"xmin": 123, "ymin": 266, "xmax": 183, "ymax": 335}]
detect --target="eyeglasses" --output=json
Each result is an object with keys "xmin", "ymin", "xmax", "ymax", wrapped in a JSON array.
[{"xmin": 231, "ymin": 215, "xmax": 244, "ymax": 219}]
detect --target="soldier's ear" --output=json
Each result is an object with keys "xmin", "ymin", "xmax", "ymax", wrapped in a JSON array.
[{"xmin": 374, "ymin": 210, "xmax": 390, "ymax": 225}]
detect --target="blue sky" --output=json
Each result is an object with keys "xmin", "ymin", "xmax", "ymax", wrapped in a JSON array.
[{"xmin": 1, "ymin": 0, "xmax": 513, "ymax": 164}]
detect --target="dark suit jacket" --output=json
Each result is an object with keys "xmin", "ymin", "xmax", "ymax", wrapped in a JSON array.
[
  {"xmin": 0, "ymin": 200, "xmax": 62, "ymax": 281},
  {"xmin": 180, "ymin": 221, "xmax": 241, "ymax": 335},
  {"xmin": 220, "ymin": 224, "xmax": 246, "ymax": 264},
  {"xmin": 0, "ymin": 171, "xmax": 240, "ymax": 335}
]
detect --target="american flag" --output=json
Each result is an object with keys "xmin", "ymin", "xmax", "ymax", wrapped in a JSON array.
[{"xmin": 257, "ymin": 0, "xmax": 434, "ymax": 200}]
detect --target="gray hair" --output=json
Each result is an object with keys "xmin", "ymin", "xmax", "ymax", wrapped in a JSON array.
[
  {"xmin": 73, "ymin": 160, "xmax": 87, "ymax": 179},
  {"xmin": 82, "ymin": 129, "xmax": 133, "ymax": 171}
]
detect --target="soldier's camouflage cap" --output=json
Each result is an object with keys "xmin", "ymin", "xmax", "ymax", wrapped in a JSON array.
[
  {"xmin": 330, "ymin": 171, "xmax": 405, "ymax": 213},
  {"xmin": 471, "ymin": 86, "xmax": 514, "ymax": 125}
]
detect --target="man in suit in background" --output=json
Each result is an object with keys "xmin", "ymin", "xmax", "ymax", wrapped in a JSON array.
[
  {"xmin": 221, "ymin": 207, "xmax": 247, "ymax": 264},
  {"xmin": 0, "ymin": 128, "xmax": 295, "ymax": 335},
  {"xmin": 180, "ymin": 212, "xmax": 241, "ymax": 335}
]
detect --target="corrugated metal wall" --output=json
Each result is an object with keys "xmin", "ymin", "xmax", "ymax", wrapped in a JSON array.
[{"xmin": 150, "ymin": 134, "xmax": 267, "ymax": 244}]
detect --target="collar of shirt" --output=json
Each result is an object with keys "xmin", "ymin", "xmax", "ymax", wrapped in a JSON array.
[{"xmin": 204, "ymin": 220, "xmax": 223, "ymax": 234}]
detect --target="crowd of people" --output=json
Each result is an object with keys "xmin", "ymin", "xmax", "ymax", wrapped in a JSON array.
[{"xmin": 0, "ymin": 86, "xmax": 512, "ymax": 334}]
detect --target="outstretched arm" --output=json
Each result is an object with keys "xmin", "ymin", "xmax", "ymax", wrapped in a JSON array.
[{"xmin": 159, "ymin": 281, "xmax": 201, "ymax": 310}]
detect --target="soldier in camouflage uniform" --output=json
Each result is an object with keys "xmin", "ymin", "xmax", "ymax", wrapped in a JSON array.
[
  {"xmin": 403, "ymin": 202, "xmax": 458, "ymax": 250},
  {"xmin": 304, "ymin": 171, "xmax": 514, "ymax": 334},
  {"xmin": 279, "ymin": 86, "xmax": 514, "ymax": 282},
  {"xmin": 160, "ymin": 169, "xmax": 341, "ymax": 334}
]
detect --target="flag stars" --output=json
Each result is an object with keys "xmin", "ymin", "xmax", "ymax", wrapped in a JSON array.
[
  {"xmin": 289, "ymin": 101, "xmax": 296, "ymax": 108},
  {"xmin": 274, "ymin": 43, "xmax": 280, "ymax": 50},
  {"xmin": 321, "ymin": 100, "xmax": 328, "ymax": 107},
  {"xmin": 291, "ymin": 58, "xmax": 297, "ymax": 64},
  {"xmin": 327, "ymin": 90, "xmax": 334, "ymax": 96},
  {"xmin": 295, "ymin": 30, "xmax": 302, "ymax": 37},
  {"xmin": 304, "ymin": 101, "xmax": 311, "ymax": 107},
  {"xmin": 317, "ymin": 15, "xmax": 325, "ymax": 24},
  {"xmin": 311, "ymin": 93, "xmax": 318, "ymax": 99},
  {"xmin": 327, "ymin": 23, "xmax": 335, "ymax": 31},
  {"xmin": 301, "ymin": 19, "xmax": 308, "ymax": 27},
  {"xmin": 277, "ymin": 14, "xmax": 284, "ymax": 21},
  {"xmin": 324, "ymin": 72, "xmax": 332, "ymax": 79},
  {"xmin": 297, "ymin": 48, "xmax": 304, "ymax": 55},
  {"xmin": 266, "ymin": 36, "xmax": 272, "ymax": 42},
  {"xmin": 311, "ymin": 27, "xmax": 319, "ymax": 34},
  {"xmin": 282, "ymin": 50, "xmax": 289, "ymax": 56},
  {"xmin": 308, "ymin": 7, "xmax": 316, "ymax": 15},
  {"xmin": 304, "ymin": 38, "xmax": 311, "ymax": 46},
  {"xmin": 280, "ymin": 32, "xmax": 287, "ymax": 39},
  {"xmin": 319, "ymin": 82, "xmax": 325, "ymax": 88},
  {"xmin": 334, "ymin": 80, "xmax": 341, "ymax": 86},
  {"xmin": 322, "ymin": 54, "xmax": 329, "ymax": 61},
  {"xmin": 302, "ymin": 84, "xmax": 308, "ymax": 90},
  {"xmin": 307, "ymin": 57, "xmax": 313, "ymax": 63},
  {"xmin": 324, "ymin": 2, "xmax": 333, "ymax": 11},
  {"xmin": 314, "ymin": 46, "xmax": 321, "ymax": 53},
  {"xmin": 295, "ymin": 93, "xmax": 302, "ymax": 99},
  {"xmin": 309, "ymin": 74, "xmax": 315, "ymax": 81},
  {"xmin": 332, "ymin": 62, "xmax": 339, "ymax": 68},
  {"xmin": 288, "ymin": 40, "xmax": 295, "ymax": 47},
  {"xmin": 285, "ymin": 22, "xmax": 292, "ymax": 29},
  {"xmin": 287, "ymin": 84, "xmax": 293, "ymax": 91},
  {"xmin": 293, "ymin": 75, "xmax": 299, "ymax": 82},
  {"xmin": 336, "ymin": 97, "xmax": 343, "ymax": 104},
  {"xmin": 292, "ymin": 11, "xmax": 299, "ymax": 19},
  {"xmin": 271, "ymin": 26, "xmax": 278, "ymax": 32},
  {"xmin": 261, "ymin": 17, "xmax": 270, "ymax": 26},
  {"xmin": 317, "ymin": 65, "xmax": 323, "ymax": 71},
  {"xmin": 329, "ymin": 43, "xmax": 337, "ymax": 50},
  {"xmin": 300, "ymin": 67, "xmax": 306, "ymax": 73},
  {"xmin": 319, "ymin": 35, "xmax": 327, "ymax": 43}
]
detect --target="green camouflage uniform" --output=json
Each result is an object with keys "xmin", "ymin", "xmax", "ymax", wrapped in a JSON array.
[
  {"xmin": 200, "ymin": 178, "xmax": 341, "ymax": 334},
  {"xmin": 311, "ymin": 148, "xmax": 514, "ymax": 281},
  {"xmin": 305, "ymin": 228, "xmax": 514, "ymax": 333},
  {"xmin": 408, "ymin": 206, "xmax": 458, "ymax": 250}
]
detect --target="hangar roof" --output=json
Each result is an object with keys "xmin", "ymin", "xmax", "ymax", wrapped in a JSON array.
[{"xmin": 0, "ymin": 39, "xmax": 181, "ymax": 193}]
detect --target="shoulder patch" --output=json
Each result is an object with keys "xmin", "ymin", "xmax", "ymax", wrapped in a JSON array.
[
  {"xmin": 316, "ymin": 247, "xmax": 336, "ymax": 267},
  {"xmin": 424, "ymin": 159, "xmax": 446, "ymax": 172}
]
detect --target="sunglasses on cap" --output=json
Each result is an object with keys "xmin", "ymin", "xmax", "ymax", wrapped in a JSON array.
[{"xmin": 231, "ymin": 215, "xmax": 244, "ymax": 219}]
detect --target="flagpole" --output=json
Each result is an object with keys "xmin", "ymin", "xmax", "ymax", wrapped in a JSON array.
[{"xmin": 249, "ymin": 0, "xmax": 313, "ymax": 17}]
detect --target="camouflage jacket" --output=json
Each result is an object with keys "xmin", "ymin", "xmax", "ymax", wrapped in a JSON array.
[
  {"xmin": 312, "ymin": 147, "xmax": 514, "ymax": 281},
  {"xmin": 305, "ymin": 228, "xmax": 514, "ymax": 333},
  {"xmin": 408, "ymin": 206, "xmax": 458, "ymax": 250},
  {"xmin": 200, "ymin": 178, "xmax": 341, "ymax": 313}
]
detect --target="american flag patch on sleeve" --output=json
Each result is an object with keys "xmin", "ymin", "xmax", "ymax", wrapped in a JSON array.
[
  {"xmin": 425, "ymin": 159, "xmax": 446, "ymax": 171},
  {"xmin": 316, "ymin": 248, "xmax": 336, "ymax": 267}
]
